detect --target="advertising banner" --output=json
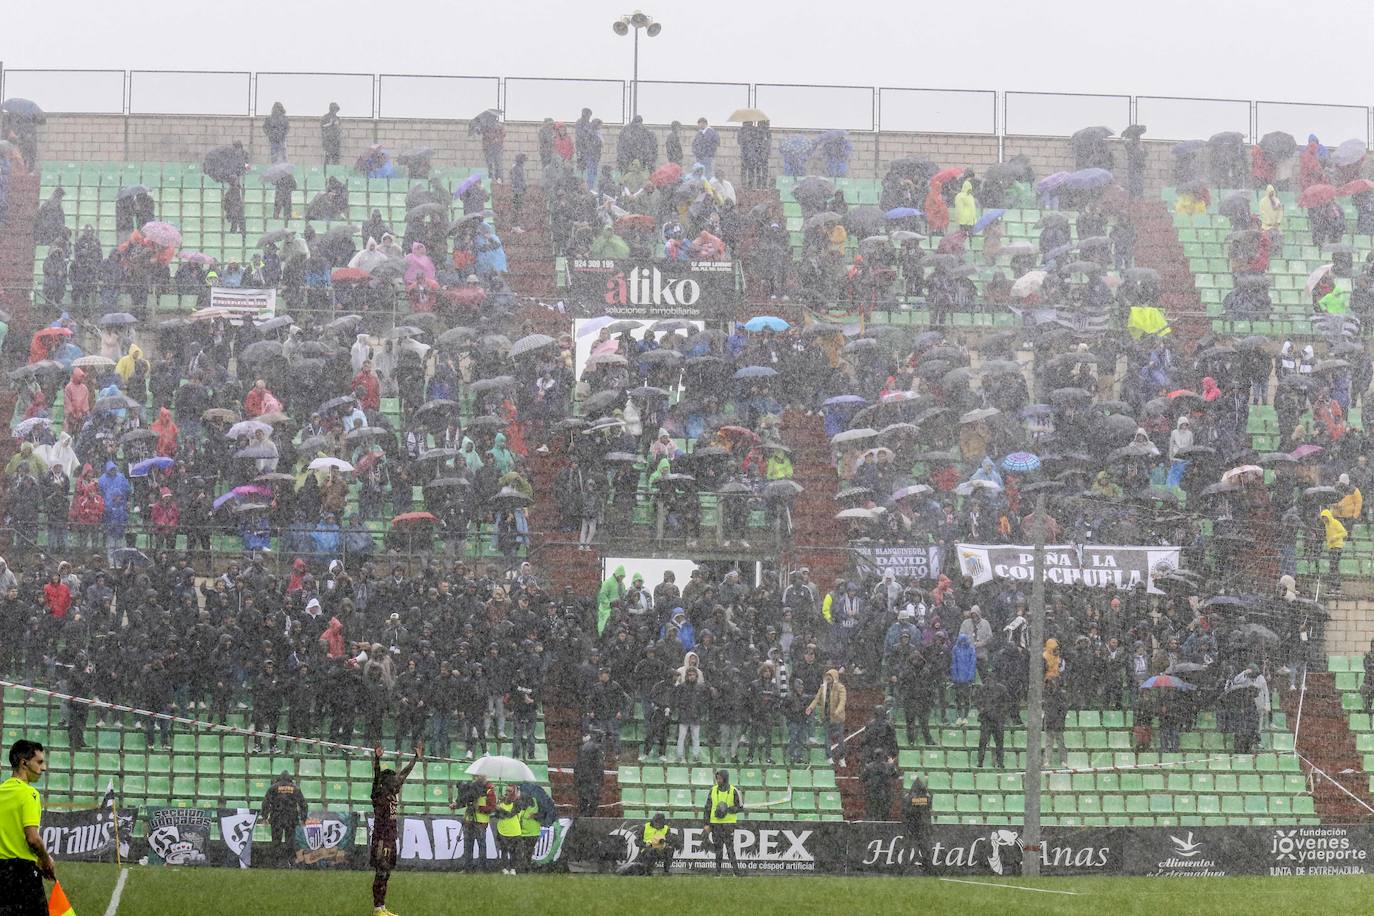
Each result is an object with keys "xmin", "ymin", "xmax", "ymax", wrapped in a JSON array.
[
  {"xmin": 955, "ymin": 543, "xmax": 1181, "ymax": 594},
  {"xmin": 364, "ymin": 815, "xmax": 573, "ymax": 871},
  {"xmin": 853, "ymin": 545, "xmax": 943, "ymax": 579},
  {"xmin": 575, "ymin": 818, "xmax": 837, "ymax": 874},
  {"xmin": 565, "ymin": 259, "xmax": 739, "ymax": 319}
]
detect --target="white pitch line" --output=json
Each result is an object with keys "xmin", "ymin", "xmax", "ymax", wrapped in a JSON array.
[
  {"xmin": 938, "ymin": 876, "xmax": 1081, "ymax": 896},
  {"xmin": 103, "ymin": 867, "xmax": 129, "ymax": 916}
]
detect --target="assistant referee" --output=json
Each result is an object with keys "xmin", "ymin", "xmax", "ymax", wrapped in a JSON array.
[{"xmin": 0, "ymin": 740, "xmax": 56, "ymax": 916}]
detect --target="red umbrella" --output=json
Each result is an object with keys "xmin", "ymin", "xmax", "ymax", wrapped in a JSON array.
[
  {"xmin": 716, "ymin": 425, "xmax": 760, "ymax": 446},
  {"xmin": 331, "ymin": 267, "xmax": 370, "ymax": 285},
  {"xmin": 648, "ymin": 162, "xmax": 682, "ymax": 189},
  {"xmin": 614, "ymin": 214, "xmax": 656, "ymax": 233},
  {"xmin": 33, "ymin": 327, "xmax": 72, "ymax": 342},
  {"xmin": 1340, "ymin": 179, "xmax": 1374, "ymax": 196},
  {"xmin": 1299, "ymin": 184, "xmax": 1337, "ymax": 207},
  {"xmin": 392, "ymin": 511, "xmax": 438, "ymax": 526},
  {"xmin": 1166, "ymin": 388, "xmax": 1198, "ymax": 399},
  {"xmin": 932, "ymin": 166, "xmax": 965, "ymax": 186}
]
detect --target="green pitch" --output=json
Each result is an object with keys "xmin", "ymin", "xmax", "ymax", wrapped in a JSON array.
[{"xmin": 54, "ymin": 862, "xmax": 1373, "ymax": 915}]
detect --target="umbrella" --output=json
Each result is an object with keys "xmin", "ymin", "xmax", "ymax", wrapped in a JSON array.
[
  {"xmin": 110, "ymin": 548, "xmax": 151, "ymax": 569},
  {"xmin": 11, "ymin": 417, "xmax": 50, "ymax": 437},
  {"xmin": 648, "ymin": 162, "xmax": 683, "ymax": 189},
  {"xmin": 98, "ymin": 312, "xmax": 138, "ymax": 327},
  {"xmin": 831, "ymin": 428, "xmax": 877, "ymax": 445},
  {"xmin": 835, "ymin": 485, "xmax": 873, "ymax": 502},
  {"xmin": 969, "ymin": 209, "xmax": 1006, "ymax": 234},
  {"xmin": 424, "ymin": 477, "xmax": 471, "ymax": 491},
  {"xmin": 1065, "ymin": 168, "xmax": 1113, "ymax": 190},
  {"xmin": 308, "ymin": 457, "xmax": 354, "ymax": 472},
  {"xmin": 955, "ymin": 479, "xmax": 1002, "ymax": 496},
  {"xmin": 260, "ymin": 162, "xmax": 295, "ymax": 184},
  {"xmin": 728, "ymin": 107, "xmax": 769, "ymax": 122},
  {"xmin": 649, "ymin": 318, "xmax": 695, "ymax": 334},
  {"xmin": 582, "ymin": 390, "xmax": 625, "ymax": 414},
  {"xmin": 614, "ymin": 213, "xmax": 656, "ymax": 233},
  {"xmin": 763, "ymin": 480, "xmax": 804, "ymax": 500},
  {"xmin": 1174, "ymin": 445, "xmax": 1216, "ymax": 459},
  {"xmin": 835, "ymin": 507, "xmax": 880, "ymax": 522},
  {"xmin": 254, "ymin": 473, "xmax": 295, "ymax": 484},
  {"xmin": 1235, "ymin": 623, "xmax": 1280, "ymax": 645},
  {"xmin": 129, "ymin": 456, "xmax": 175, "ymax": 477},
  {"xmin": 71, "ymin": 355, "xmax": 115, "ymax": 370},
  {"xmin": 469, "ymin": 376, "xmax": 517, "ymax": 395},
  {"xmin": 1011, "ymin": 270, "xmax": 1047, "ymax": 297},
  {"xmin": 1305, "ymin": 263, "xmax": 1336, "ymax": 296},
  {"xmin": 391, "ymin": 511, "xmax": 438, "ymax": 527},
  {"xmin": 640, "ymin": 348, "xmax": 683, "ymax": 366},
  {"xmin": 1200, "ymin": 481, "xmax": 1240, "ymax": 497},
  {"xmin": 627, "ymin": 386, "xmax": 669, "ymax": 399},
  {"xmin": 844, "ymin": 205, "xmax": 886, "ymax": 238},
  {"xmin": 886, "ymin": 207, "xmax": 922, "ymax": 220},
  {"xmin": 346, "ymin": 426, "xmax": 392, "ymax": 445},
  {"xmin": 509, "ymin": 333, "xmax": 556, "ymax": 357},
  {"xmin": 1049, "ymin": 387, "xmax": 1092, "ymax": 407},
  {"xmin": 139, "ymin": 221, "xmax": 181, "ymax": 249},
  {"xmin": 1333, "ymin": 139, "xmax": 1367, "ymax": 167},
  {"xmin": 586, "ymin": 353, "xmax": 628, "ymax": 369},
  {"xmin": 227, "ymin": 420, "xmax": 273, "ymax": 439},
  {"xmin": 1, "ymin": 98, "xmax": 44, "ymax": 120},
  {"xmin": 1302, "ymin": 486, "xmax": 1340, "ymax": 501},
  {"xmin": 94, "ymin": 394, "xmax": 140, "ymax": 412},
  {"xmin": 406, "ymin": 202, "xmax": 448, "ymax": 221},
  {"xmin": 202, "ymin": 408, "xmax": 239, "ymax": 423},
  {"xmin": 1259, "ymin": 131, "xmax": 1297, "ymax": 162},
  {"xmin": 803, "ymin": 211, "xmax": 841, "ymax": 231},
  {"xmin": 1140, "ymin": 674, "xmax": 1196, "ymax": 691},
  {"xmin": 466, "ymin": 755, "xmax": 536, "ymax": 782},
  {"xmin": 414, "ymin": 400, "xmax": 460, "ymax": 421},
  {"xmin": 959, "ymin": 407, "xmax": 999, "ymax": 424},
  {"xmin": 1257, "ymin": 452, "xmax": 1297, "ymax": 467},
  {"xmin": 1001, "ymin": 452, "xmax": 1041, "ymax": 473},
  {"xmin": 1314, "ymin": 359, "xmax": 1350, "ymax": 373},
  {"xmin": 743, "ymin": 316, "xmax": 789, "ymax": 333},
  {"xmin": 793, "ymin": 176, "xmax": 835, "ymax": 209},
  {"xmin": 491, "ymin": 486, "xmax": 533, "ymax": 508},
  {"xmin": 454, "ymin": 174, "xmax": 483, "ymax": 197},
  {"xmin": 1298, "ymin": 184, "xmax": 1338, "ymax": 208},
  {"xmin": 465, "ymin": 415, "xmax": 506, "ymax": 432},
  {"xmin": 1341, "ymin": 178, "xmax": 1374, "ymax": 196},
  {"xmin": 257, "ymin": 229, "xmax": 291, "ymax": 247},
  {"xmin": 823, "ymin": 395, "xmax": 867, "ymax": 407},
  {"xmin": 239, "ymin": 341, "xmax": 283, "ymax": 363},
  {"xmin": 733, "ymin": 366, "xmax": 777, "ymax": 380},
  {"xmin": 418, "ymin": 448, "xmax": 459, "ymax": 464},
  {"xmin": 892, "ymin": 484, "xmax": 934, "ymax": 501}
]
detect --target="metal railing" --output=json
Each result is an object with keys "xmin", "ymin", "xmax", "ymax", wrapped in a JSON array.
[{"xmin": 6, "ymin": 66, "xmax": 1374, "ymax": 142}]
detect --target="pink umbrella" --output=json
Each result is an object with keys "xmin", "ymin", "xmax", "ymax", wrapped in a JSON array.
[
  {"xmin": 592, "ymin": 339, "xmax": 619, "ymax": 357},
  {"xmin": 181, "ymin": 251, "xmax": 216, "ymax": 265},
  {"xmin": 140, "ymin": 221, "xmax": 182, "ymax": 249},
  {"xmin": 1290, "ymin": 444, "xmax": 1324, "ymax": 460}
]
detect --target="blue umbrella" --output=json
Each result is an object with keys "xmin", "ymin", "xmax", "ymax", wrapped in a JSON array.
[
  {"xmin": 972, "ymin": 209, "xmax": 1007, "ymax": 234},
  {"xmin": 453, "ymin": 174, "xmax": 483, "ymax": 197},
  {"xmin": 1035, "ymin": 171, "xmax": 1070, "ymax": 193},
  {"xmin": 130, "ymin": 456, "xmax": 175, "ymax": 478},
  {"xmin": 823, "ymin": 394, "xmax": 868, "ymax": 406},
  {"xmin": 885, "ymin": 207, "xmax": 922, "ymax": 220},
  {"xmin": 1001, "ymin": 451, "xmax": 1041, "ymax": 473},
  {"xmin": 743, "ymin": 316, "xmax": 789, "ymax": 333},
  {"xmin": 1065, "ymin": 168, "xmax": 1113, "ymax": 190},
  {"xmin": 734, "ymin": 366, "xmax": 778, "ymax": 380}
]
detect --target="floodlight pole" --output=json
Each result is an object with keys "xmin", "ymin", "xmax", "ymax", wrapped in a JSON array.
[
  {"xmin": 632, "ymin": 29, "xmax": 640, "ymax": 119},
  {"xmin": 1023, "ymin": 494, "xmax": 1047, "ymax": 878}
]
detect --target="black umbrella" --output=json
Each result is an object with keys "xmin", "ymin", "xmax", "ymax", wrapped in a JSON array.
[
  {"xmin": 438, "ymin": 326, "xmax": 478, "ymax": 349},
  {"xmin": 1200, "ymin": 481, "xmax": 1240, "ymax": 497},
  {"xmin": 261, "ymin": 162, "xmax": 295, "ymax": 184},
  {"xmin": 95, "ymin": 394, "xmax": 141, "ymax": 412},
  {"xmin": 469, "ymin": 376, "xmax": 516, "ymax": 395},
  {"xmin": 640, "ymin": 349, "xmax": 684, "ymax": 366},
  {"xmin": 256, "ymin": 315, "xmax": 294, "ymax": 334},
  {"xmin": 1302, "ymin": 486, "xmax": 1340, "ymax": 501},
  {"xmin": 418, "ymin": 448, "xmax": 459, "ymax": 464},
  {"xmin": 1175, "ymin": 445, "xmax": 1217, "ymax": 459},
  {"xmin": 1259, "ymin": 131, "xmax": 1298, "ymax": 163},
  {"xmin": 1257, "ymin": 452, "xmax": 1296, "ymax": 467},
  {"xmin": 414, "ymin": 400, "xmax": 460, "ymax": 421},
  {"xmin": 582, "ymin": 390, "xmax": 624, "ymax": 414},
  {"xmin": 406, "ymin": 202, "xmax": 448, "ymax": 221},
  {"xmin": 318, "ymin": 396, "xmax": 356, "ymax": 414},
  {"xmin": 239, "ymin": 340, "xmax": 283, "ymax": 362},
  {"xmin": 203, "ymin": 144, "xmax": 249, "ymax": 183},
  {"xmin": 1049, "ymin": 387, "xmax": 1092, "ymax": 407},
  {"xmin": 120, "ymin": 428, "xmax": 158, "ymax": 445},
  {"xmin": 844, "ymin": 205, "xmax": 886, "ymax": 238},
  {"xmin": 803, "ymin": 211, "xmax": 842, "ymax": 231},
  {"xmin": 257, "ymin": 229, "xmax": 292, "ymax": 247},
  {"xmin": 793, "ymin": 176, "xmax": 835, "ymax": 209},
  {"xmin": 465, "ymin": 415, "xmax": 506, "ymax": 432},
  {"xmin": 346, "ymin": 426, "xmax": 391, "ymax": 445},
  {"xmin": 425, "ymin": 476, "xmax": 471, "ymax": 490}
]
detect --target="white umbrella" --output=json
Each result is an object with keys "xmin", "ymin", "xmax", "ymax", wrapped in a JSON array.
[
  {"xmin": 955, "ymin": 479, "xmax": 1003, "ymax": 496},
  {"xmin": 227, "ymin": 420, "xmax": 273, "ymax": 439},
  {"xmin": 1011, "ymin": 269, "xmax": 1047, "ymax": 298},
  {"xmin": 835, "ymin": 507, "xmax": 880, "ymax": 521},
  {"xmin": 465, "ymin": 755, "xmax": 536, "ymax": 783},
  {"xmin": 72, "ymin": 355, "xmax": 115, "ymax": 370},
  {"xmin": 12, "ymin": 416, "xmax": 50, "ymax": 437},
  {"xmin": 308, "ymin": 456, "xmax": 354, "ymax": 472},
  {"xmin": 1305, "ymin": 263, "xmax": 1334, "ymax": 296},
  {"xmin": 831, "ymin": 427, "xmax": 878, "ymax": 445}
]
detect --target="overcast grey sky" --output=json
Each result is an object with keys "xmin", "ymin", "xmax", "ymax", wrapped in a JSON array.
[
  {"xmin": 6, "ymin": 0, "xmax": 1374, "ymax": 140},
  {"xmin": 6, "ymin": 0, "xmax": 1371, "ymax": 102}
]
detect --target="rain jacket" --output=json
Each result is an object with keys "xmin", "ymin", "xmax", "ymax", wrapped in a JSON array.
[
  {"xmin": 114, "ymin": 344, "xmax": 145, "ymax": 385},
  {"xmin": 924, "ymin": 181, "xmax": 949, "ymax": 234},
  {"xmin": 1333, "ymin": 485, "xmax": 1363, "ymax": 520},
  {"xmin": 1259, "ymin": 185, "xmax": 1284, "ymax": 231},
  {"xmin": 321, "ymin": 617, "xmax": 346, "ymax": 658},
  {"xmin": 97, "ymin": 461, "xmax": 130, "ymax": 532},
  {"xmin": 1321, "ymin": 509, "xmax": 1347, "ymax": 549},
  {"xmin": 460, "ymin": 437, "xmax": 484, "ymax": 474},
  {"xmin": 349, "ymin": 238, "xmax": 387, "ymax": 273},
  {"xmin": 806, "ymin": 669, "xmax": 847, "ymax": 723},
  {"xmin": 951, "ymin": 634, "xmax": 977, "ymax": 684},
  {"xmin": 1168, "ymin": 417, "xmax": 1193, "ymax": 460},
  {"xmin": 62, "ymin": 368, "xmax": 90, "ymax": 430},
  {"xmin": 1043, "ymin": 638, "xmax": 1062, "ymax": 681},
  {"xmin": 589, "ymin": 228, "xmax": 631, "ymax": 259},
  {"xmin": 597, "ymin": 566, "xmax": 626, "ymax": 635},
  {"xmin": 69, "ymin": 464, "xmax": 103, "ymax": 524},
  {"xmin": 487, "ymin": 432, "xmax": 514, "ymax": 473},
  {"xmin": 151, "ymin": 407, "xmax": 178, "ymax": 457},
  {"xmin": 403, "ymin": 242, "xmax": 436, "ymax": 286},
  {"xmin": 765, "ymin": 451, "xmax": 793, "ymax": 480},
  {"xmin": 953, "ymin": 180, "xmax": 978, "ymax": 228}
]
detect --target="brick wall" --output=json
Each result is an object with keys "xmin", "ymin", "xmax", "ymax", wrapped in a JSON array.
[
  {"xmin": 33, "ymin": 114, "xmax": 1188, "ymax": 193},
  {"xmin": 1323, "ymin": 600, "xmax": 1374, "ymax": 657}
]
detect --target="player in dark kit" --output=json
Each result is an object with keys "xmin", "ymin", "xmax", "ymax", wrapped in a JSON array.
[{"xmin": 370, "ymin": 743, "xmax": 422, "ymax": 916}]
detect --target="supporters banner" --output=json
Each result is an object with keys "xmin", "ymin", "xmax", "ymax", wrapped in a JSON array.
[
  {"xmin": 363, "ymin": 815, "xmax": 573, "ymax": 871},
  {"xmin": 565, "ymin": 259, "xmax": 739, "ymax": 319},
  {"xmin": 40, "ymin": 807, "xmax": 136, "ymax": 863},
  {"xmin": 292, "ymin": 810, "xmax": 357, "ymax": 868},
  {"xmin": 208, "ymin": 287, "xmax": 276, "ymax": 315},
  {"xmin": 145, "ymin": 806, "xmax": 214, "ymax": 866},
  {"xmin": 219, "ymin": 808, "xmax": 258, "ymax": 869},
  {"xmin": 853, "ymin": 544, "xmax": 943, "ymax": 579},
  {"xmin": 955, "ymin": 543, "xmax": 1181, "ymax": 594}
]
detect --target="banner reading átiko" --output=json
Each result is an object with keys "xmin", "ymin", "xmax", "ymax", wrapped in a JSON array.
[
  {"xmin": 565, "ymin": 259, "xmax": 739, "ymax": 320},
  {"xmin": 853, "ymin": 545, "xmax": 943, "ymax": 579},
  {"xmin": 955, "ymin": 544, "xmax": 1181, "ymax": 594},
  {"xmin": 41, "ymin": 806, "xmax": 136, "ymax": 863}
]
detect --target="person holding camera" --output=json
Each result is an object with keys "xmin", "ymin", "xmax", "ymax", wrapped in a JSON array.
[
  {"xmin": 450, "ymin": 774, "xmax": 497, "ymax": 872},
  {"xmin": 703, "ymin": 769, "xmax": 744, "ymax": 876}
]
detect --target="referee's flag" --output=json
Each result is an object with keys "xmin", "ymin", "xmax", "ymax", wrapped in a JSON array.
[{"xmin": 48, "ymin": 880, "xmax": 75, "ymax": 916}]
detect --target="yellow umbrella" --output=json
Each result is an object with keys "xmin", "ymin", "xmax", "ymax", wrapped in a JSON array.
[{"xmin": 728, "ymin": 108, "xmax": 769, "ymax": 123}]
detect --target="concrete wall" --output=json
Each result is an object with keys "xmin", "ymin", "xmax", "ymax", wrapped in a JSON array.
[{"xmin": 32, "ymin": 114, "xmax": 1182, "ymax": 191}]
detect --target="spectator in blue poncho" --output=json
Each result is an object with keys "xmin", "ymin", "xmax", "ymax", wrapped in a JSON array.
[{"xmin": 97, "ymin": 461, "xmax": 130, "ymax": 564}]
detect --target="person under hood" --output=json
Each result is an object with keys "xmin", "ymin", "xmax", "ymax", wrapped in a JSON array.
[
  {"xmin": 403, "ymin": 242, "xmax": 436, "ymax": 286},
  {"xmin": 320, "ymin": 615, "xmax": 346, "ymax": 658},
  {"xmin": 98, "ymin": 460, "xmax": 131, "ymax": 556},
  {"xmin": 304, "ymin": 176, "xmax": 349, "ymax": 222},
  {"xmin": 114, "ymin": 343, "xmax": 148, "ymax": 389},
  {"xmin": 151, "ymin": 406, "xmax": 178, "ymax": 457},
  {"xmin": 71, "ymin": 225, "xmax": 103, "ymax": 307},
  {"xmin": 924, "ymin": 179, "xmax": 949, "ymax": 235},
  {"xmin": 263, "ymin": 101, "xmax": 289, "ymax": 162},
  {"xmin": 62, "ymin": 367, "xmax": 90, "ymax": 432},
  {"xmin": 34, "ymin": 187, "xmax": 68, "ymax": 246},
  {"xmin": 460, "ymin": 436, "xmax": 485, "ymax": 475},
  {"xmin": 952, "ymin": 180, "xmax": 978, "ymax": 234},
  {"xmin": 487, "ymin": 432, "xmax": 514, "ymax": 474},
  {"xmin": 588, "ymin": 226, "xmax": 630, "ymax": 260},
  {"xmin": 597, "ymin": 565, "xmax": 627, "ymax": 635},
  {"xmin": 347, "ymin": 236, "xmax": 386, "ymax": 273},
  {"xmin": 662, "ymin": 608, "xmax": 696, "ymax": 652}
]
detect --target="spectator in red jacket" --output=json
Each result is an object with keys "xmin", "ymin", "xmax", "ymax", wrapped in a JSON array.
[
  {"xmin": 43, "ymin": 572, "xmax": 72, "ymax": 619},
  {"xmin": 150, "ymin": 487, "xmax": 180, "ymax": 551},
  {"xmin": 352, "ymin": 360, "xmax": 382, "ymax": 411}
]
